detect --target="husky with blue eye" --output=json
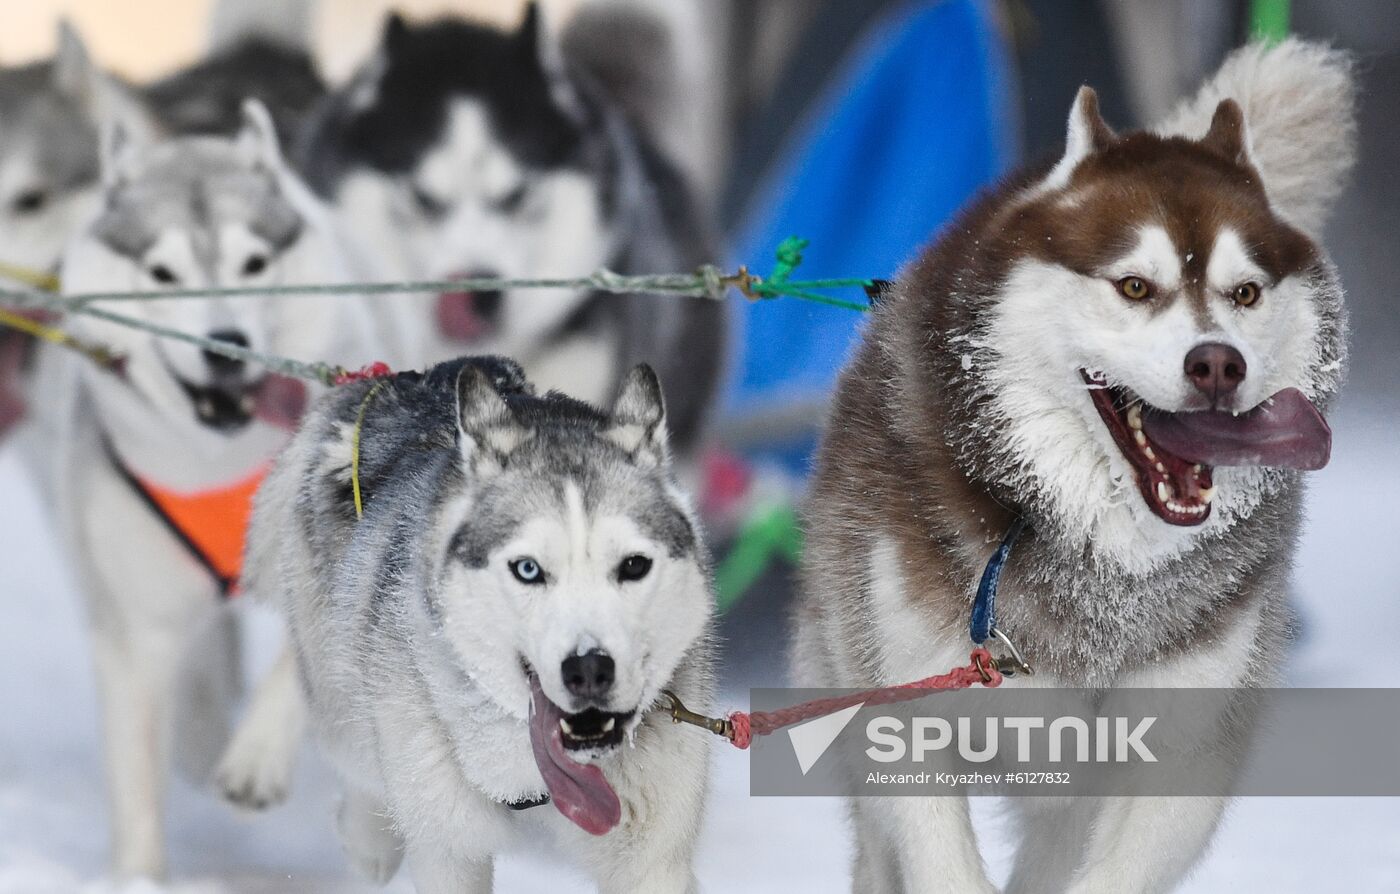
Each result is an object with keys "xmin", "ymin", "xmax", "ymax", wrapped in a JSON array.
[
  {"xmin": 792, "ymin": 40, "xmax": 1355, "ymax": 893},
  {"xmin": 238, "ymin": 357, "xmax": 714, "ymax": 892},
  {"xmin": 298, "ymin": 4, "xmax": 727, "ymax": 453}
]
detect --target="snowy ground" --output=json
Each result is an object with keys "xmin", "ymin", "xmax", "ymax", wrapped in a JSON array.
[{"xmin": 1, "ymin": 400, "xmax": 1397, "ymax": 893}]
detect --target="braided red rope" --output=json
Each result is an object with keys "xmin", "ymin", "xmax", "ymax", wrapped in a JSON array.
[
  {"xmin": 726, "ymin": 648, "xmax": 1002, "ymax": 749},
  {"xmin": 333, "ymin": 361, "xmax": 394, "ymax": 384}
]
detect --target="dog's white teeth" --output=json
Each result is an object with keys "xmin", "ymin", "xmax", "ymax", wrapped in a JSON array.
[
  {"xmin": 559, "ymin": 718, "xmax": 573, "ymax": 735},
  {"xmin": 602, "ymin": 717, "xmax": 616, "ymax": 732},
  {"xmin": 1127, "ymin": 403, "xmax": 1143, "ymax": 430},
  {"xmin": 1154, "ymin": 462, "xmax": 1166, "ymax": 473},
  {"xmin": 1200, "ymin": 486, "xmax": 1216, "ymax": 504},
  {"xmin": 1193, "ymin": 464, "xmax": 1203, "ymax": 474},
  {"xmin": 1156, "ymin": 481, "xmax": 1171, "ymax": 503},
  {"xmin": 1143, "ymin": 446, "xmax": 1156, "ymax": 460},
  {"xmin": 1133, "ymin": 430, "xmax": 1148, "ymax": 447}
]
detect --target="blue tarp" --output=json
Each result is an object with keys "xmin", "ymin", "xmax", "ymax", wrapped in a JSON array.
[{"xmin": 723, "ymin": 0, "xmax": 1018, "ymax": 469}]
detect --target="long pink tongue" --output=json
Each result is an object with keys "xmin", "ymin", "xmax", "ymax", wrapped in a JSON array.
[
  {"xmin": 1142, "ymin": 387, "xmax": 1331, "ymax": 470},
  {"xmin": 252, "ymin": 375, "xmax": 308, "ymax": 431},
  {"xmin": 527, "ymin": 675, "xmax": 621, "ymax": 836}
]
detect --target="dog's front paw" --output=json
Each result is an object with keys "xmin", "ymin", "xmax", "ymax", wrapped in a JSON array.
[
  {"xmin": 337, "ymin": 795, "xmax": 405, "ymax": 884},
  {"xmin": 215, "ymin": 721, "xmax": 296, "ymax": 810}
]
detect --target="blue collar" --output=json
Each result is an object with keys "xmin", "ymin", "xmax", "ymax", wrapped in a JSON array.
[{"xmin": 969, "ymin": 517, "xmax": 1028, "ymax": 645}]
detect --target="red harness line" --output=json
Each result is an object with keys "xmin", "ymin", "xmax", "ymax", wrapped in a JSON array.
[
  {"xmin": 333, "ymin": 361, "xmax": 395, "ymax": 385},
  {"xmin": 668, "ymin": 649, "xmax": 1005, "ymax": 749}
]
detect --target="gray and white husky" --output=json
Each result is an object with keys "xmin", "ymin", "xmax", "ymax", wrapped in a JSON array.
[
  {"xmin": 299, "ymin": 4, "xmax": 727, "ymax": 451},
  {"xmin": 240, "ymin": 357, "xmax": 713, "ymax": 892},
  {"xmin": 792, "ymin": 40, "xmax": 1354, "ymax": 893},
  {"xmin": 46, "ymin": 98, "xmax": 396, "ymax": 879}
]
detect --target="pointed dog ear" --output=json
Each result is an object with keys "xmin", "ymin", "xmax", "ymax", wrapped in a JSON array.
[
  {"xmin": 517, "ymin": 1, "xmax": 587, "ymax": 124},
  {"xmin": 1198, "ymin": 99, "xmax": 1252, "ymax": 166},
  {"xmin": 54, "ymin": 19, "xmax": 159, "ymax": 143},
  {"xmin": 53, "ymin": 19, "xmax": 95, "ymax": 101},
  {"xmin": 605, "ymin": 364, "xmax": 669, "ymax": 468},
  {"xmin": 457, "ymin": 364, "xmax": 525, "ymax": 471},
  {"xmin": 381, "ymin": 12, "xmax": 410, "ymax": 56},
  {"xmin": 98, "ymin": 118, "xmax": 139, "ymax": 189},
  {"xmin": 1039, "ymin": 86, "xmax": 1117, "ymax": 192},
  {"xmin": 235, "ymin": 99, "xmax": 285, "ymax": 171}
]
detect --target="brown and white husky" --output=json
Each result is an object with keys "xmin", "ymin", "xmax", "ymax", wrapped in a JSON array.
[{"xmin": 793, "ymin": 39, "xmax": 1355, "ymax": 893}]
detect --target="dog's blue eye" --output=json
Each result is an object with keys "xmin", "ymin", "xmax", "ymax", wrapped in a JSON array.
[
  {"xmin": 617, "ymin": 555, "xmax": 652, "ymax": 583},
  {"xmin": 510, "ymin": 558, "xmax": 545, "ymax": 584}
]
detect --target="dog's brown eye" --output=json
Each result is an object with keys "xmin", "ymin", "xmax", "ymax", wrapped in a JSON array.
[
  {"xmin": 1233, "ymin": 282, "xmax": 1260, "ymax": 307},
  {"xmin": 242, "ymin": 255, "xmax": 267, "ymax": 277},
  {"xmin": 1117, "ymin": 276, "xmax": 1151, "ymax": 300},
  {"xmin": 149, "ymin": 264, "xmax": 179, "ymax": 285}
]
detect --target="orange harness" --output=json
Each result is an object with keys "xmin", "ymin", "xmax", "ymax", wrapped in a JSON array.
[{"xmin": 107, "ymin": 441, "xmax": 265, "ymax": 596}]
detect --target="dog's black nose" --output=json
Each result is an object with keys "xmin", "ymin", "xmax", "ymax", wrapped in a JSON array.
[
  {"xmin": 1184, "ymin": 342, "xmax": 1246, "ymax": 405},
  {"xmin": 561, "ymin": 649, "xmax": 615, "ymax": 700},
  {"xmin": 203, "ymin": 329, "xmax": 249, "ymax": 376}
]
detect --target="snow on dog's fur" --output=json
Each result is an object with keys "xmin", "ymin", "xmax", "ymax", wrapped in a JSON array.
[
  {"xmin": 46, "ymin": 99, "xmax": 398, "ymax": 880},
  {"xmin": 792, "ymin": 41, "xmax": 1353, "ymax": 893},
  {"xmin": 238, "ymin": 357, "xmax": 713, "ymax": 891},
  {"xmin": 299, "ymin": 4, "xmax": 727, "ymax": 452}
]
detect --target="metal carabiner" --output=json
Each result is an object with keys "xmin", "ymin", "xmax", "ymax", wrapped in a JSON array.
[
  {"xmin": 660, "ymin": 690, "xmax": 734, "ymax": 740},
  {"xmin": 989, "ymin": 627, "xmax": 1034, "ymax": 677}
]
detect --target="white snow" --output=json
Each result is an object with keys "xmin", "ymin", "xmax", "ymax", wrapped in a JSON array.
[{"xmin": 1, "ymin": 403, "xmax": 1396, "ymax": 892}]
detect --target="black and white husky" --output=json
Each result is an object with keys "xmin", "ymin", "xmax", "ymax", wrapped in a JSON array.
[
  {"xmin": 793, "ymin": 40, "xmax": 1354, "ymax": 893},
  {"xmin": 299, "ymin": 5, "xmax": 727, "ymax": 451},
  {"xmin": 239, "ymin": 357, "xmax": 713, "ymax": 892}
]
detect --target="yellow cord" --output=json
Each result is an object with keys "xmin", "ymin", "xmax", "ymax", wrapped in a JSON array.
[
  {"xmin": 0, "ymin": 262, "xmax": 60, "ymax": 293},
  {"xmin": 0, "ymin": 305, "xmax": 122, "ymax": 369},
  {"xmin": 0, "ymin": 306, "xmax": 69, "ymax": 345},
  {"xmin": 350, "ymin": 380, "xmax": 386, "ymax": 519}
]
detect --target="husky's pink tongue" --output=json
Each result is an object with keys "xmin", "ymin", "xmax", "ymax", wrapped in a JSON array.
[
  {"xmin": 527, "ymin": 674, "xmax": 621, "ymax": 836},
  {"xmin": 1142, "ymin": 388, "xmax": 1331, "ymax": 470},
  {"xmin": 251, "ymin": 375, "xmax": 308, "ymax": 431},
  {"xmin": 435, "ymin": 291, "xmax": 490, "ymax": 342}
]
